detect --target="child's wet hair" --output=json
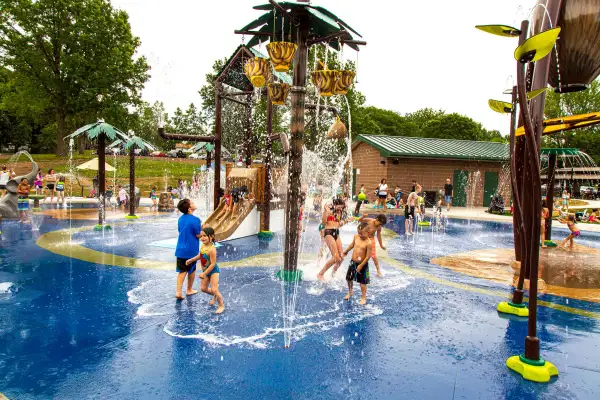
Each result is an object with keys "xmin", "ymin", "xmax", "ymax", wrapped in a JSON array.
[
  {"xmin": 376, "ymin": 214, "xmax": 387, "ymax": 225},
  {"xmin": 20, "ymin": 178, "xmax": 27, "ymax": 183},
  {"xmin": 357, "ymin": 222, "xmax": 368, "ymax": 232},
  {"xmin": 177, "ymin": 199, "xmax": 191, "ymax": 213},
  {"xmin": 202, "ymin": 226, "xmax": 216, "ymax": 242}
]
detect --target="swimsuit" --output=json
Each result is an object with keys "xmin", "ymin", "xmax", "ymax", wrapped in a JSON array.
[
  {"xmin": 405, "ymin": 205, "xmax": 415, "ymax": 219},
  {"xmin": 56, "ymin": 181, "xmax": 65, "ymax": 192},
  {"xmin": 346, "ymin": 260, "xmax": 370, "ymax": 285},
  {"xmin": 200, "ymin": 246, "xmax": 220, "ymax": 277},
  {"xmin": 324, "ymin": 228, "xmax": 340, "ymax": 240}
]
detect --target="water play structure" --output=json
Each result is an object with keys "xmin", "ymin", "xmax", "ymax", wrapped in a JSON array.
[
  {"xmin": 480, "ymin": 0, "xmax": 600, "ymax": 382},
  {"xmin": 203, "ymin": 167, "xmax": 285, "ymax": 242},
  {"xmin": 0, "ymin": 154, "xmax": 38, "ymax": 220}
]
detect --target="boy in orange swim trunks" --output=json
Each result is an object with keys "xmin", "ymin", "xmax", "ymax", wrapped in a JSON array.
[{"xmin": 357, "ymin": 213, "xmax": 387, "ymax": 277}]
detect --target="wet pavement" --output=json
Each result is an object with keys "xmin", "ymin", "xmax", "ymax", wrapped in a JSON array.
[{"xmin": 1, "ymin": 212, "xmax": 600, "ymax": 399}]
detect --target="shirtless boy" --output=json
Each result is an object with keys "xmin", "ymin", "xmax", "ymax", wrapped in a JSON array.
[
  {"xmin": 357, "ymin": 213, "xmax": 387, "ymax": 277},
  {"xmin": 343, "ymin": 222, "xmax": 372, "ymax": 305}
]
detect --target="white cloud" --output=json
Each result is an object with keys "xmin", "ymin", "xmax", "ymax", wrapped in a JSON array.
[{"xmin": 113, "ymin": 0, "xmax": 536, "ymax": 134}]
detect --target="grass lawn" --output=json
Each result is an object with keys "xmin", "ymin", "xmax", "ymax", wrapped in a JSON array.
[{"xmin": 0, "ymin": 153, "xmax": 210, "ymax": 196}]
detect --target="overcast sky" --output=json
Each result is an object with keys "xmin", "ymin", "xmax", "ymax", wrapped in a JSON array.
[{"xmin": 112, "ymin": 0, "xmax": 534, "ymax": 135}]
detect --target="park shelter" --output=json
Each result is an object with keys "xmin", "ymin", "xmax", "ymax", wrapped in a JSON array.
[{"xmin": 351, "ymin": 135, "xmax": 511, "ymax": 207}]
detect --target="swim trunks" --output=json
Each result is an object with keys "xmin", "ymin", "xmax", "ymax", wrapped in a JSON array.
[
  {"xmin": 346, "ymin": 260, "xmax": 370, "ymax": 285},
  {"xmin": 369, "ymin": 237, "xmax": 377, "ymax": 259},
  {"xmin": 572, "ymin": 231, "xmax": 581, "ymax": 237},
  {"xmin": 404, "ymin": 205, "xmax": 415, "ymax": 219},
  {"xmin": 18, "ymin": 196, "xmax": 29, "ymax": 211},
  {"xmin": 176, "ymin": 257, "xmax": 197, "ymax": 273}
]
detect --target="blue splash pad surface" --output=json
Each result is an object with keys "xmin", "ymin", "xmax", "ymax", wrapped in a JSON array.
[{"xmin": 0, "ymin": 214, "xmax": 599, "ymax": 399}]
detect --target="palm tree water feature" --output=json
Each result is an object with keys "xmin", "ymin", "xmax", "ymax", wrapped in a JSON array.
[
  {"xmin": 66, "ymin": 120, "xmax": 130, "ymax": 231},
  {"xmin": 478, "ymin": 0, "xmax": 600, "ymax": 382},
  {"xmin": 235, "ymin": 1, "xmax": 365, "ymax": 279},
  {"xmin": 234, "ymin": 1, "xmax": 365, "ymax": 347}
]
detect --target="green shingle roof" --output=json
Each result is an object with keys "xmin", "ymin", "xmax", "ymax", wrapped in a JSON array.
[{"xmin": 353, "ymin": 135, "xmax": 509, "ymax": 161}]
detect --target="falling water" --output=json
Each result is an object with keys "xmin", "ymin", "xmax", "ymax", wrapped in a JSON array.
[{"xmin": 68, "ymin": 139, "xmax": 74, "ymax": 243}]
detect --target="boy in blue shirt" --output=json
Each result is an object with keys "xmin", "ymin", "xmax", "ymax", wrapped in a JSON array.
[{"xmin": 175, "ymin": 199, "xmax": 202, "ymax": 299}]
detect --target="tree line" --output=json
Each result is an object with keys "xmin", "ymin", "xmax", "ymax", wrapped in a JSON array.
[{"xmin": 3, "ymin": 0, "xmax": 596, "ymax": 163}]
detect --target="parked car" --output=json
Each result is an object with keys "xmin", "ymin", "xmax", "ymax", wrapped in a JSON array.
[
  {"xmin": 166, "ymin": 149, "xmax": 186, "ymax": 158},
  {"xmin": 580, "ymin": 185, "xmax": 597, "ymax": 199},
  {"xmin": 149, "ymin": 151, "xmax": 167, "ymax": 157},
  {"xmin": 105, "ymin": 147, "xmax": 124, "ymax": 155},
  {"xmin": 189, "ymin": 153, "xmax": 208, "ymax": 160}
]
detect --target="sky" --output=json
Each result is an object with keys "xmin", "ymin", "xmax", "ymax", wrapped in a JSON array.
[{"xmin": 112, "ymin": 0, "xmax": 535, "ymax": 135}]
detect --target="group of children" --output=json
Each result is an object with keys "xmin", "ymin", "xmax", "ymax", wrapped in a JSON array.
[
  {"xmin": 314, "ymin": 195, "xmax": 388, "ymax": 305},
  {"xmin": 174, "ymin": 199, "xmax": 225, "ymax": 314}
]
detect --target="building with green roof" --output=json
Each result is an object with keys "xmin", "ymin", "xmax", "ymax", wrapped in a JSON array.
[{"xmin": 351, "ymin": 135, "xmax": 511, "ymax": 207}]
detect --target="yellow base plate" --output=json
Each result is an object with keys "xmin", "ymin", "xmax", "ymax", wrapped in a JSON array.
[
  {"xmin": 506, "ymin": 356, "xmax": 558, "ymax": 383},
  {"xmin": 497, "ymin": 301, "xmax": 529, "ymax": 317}
]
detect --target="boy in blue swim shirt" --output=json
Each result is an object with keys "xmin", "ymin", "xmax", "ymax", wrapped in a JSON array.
[{"xmin": 175, "ymin": 199, "xmax": 202, "ymax": 299}]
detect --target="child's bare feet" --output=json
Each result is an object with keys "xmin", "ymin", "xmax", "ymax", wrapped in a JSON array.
[
  {"xmin": 215, "ymin": 305, "xmax": 225, "ymax": 314},
  {"xmin": 186, "ymin": 289, "xmax": 198, "ymax": 296},
  {"xmin": 376, "ymin": 270, "xmax": 383, "ymax": 277},
  {"xmin": 359, "ymin": 297, "xmax": 367, "ymax": 305},
  {"xmin": 175, "ymin": 293, "xmax": 184, "ymax": 300},
  {"xmin": 317, "ymin": 273, "xmax": 324, "ymax": 281},
  {"xmin": 209, "ymin": 295, "xmax": 216, "ymax": 305},
  {"xmin": 344, "ymin": 293, "xmax": 352, "ymax": 300}
]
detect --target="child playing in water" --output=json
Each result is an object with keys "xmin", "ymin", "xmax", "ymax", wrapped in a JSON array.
[
  {"xmin": 186, "ymin": 226, "xmax": 225, "ymax": 314},
  {"xmin": 343, "ymin": 222, "xmax": 372, "ymax": 305},
  {"xmin": 34, "ymin": 171, "xmax": 43, "ymax": 195},
  {"xmin": 56, "ymin": 175, "xmax": 65, "ymax": 206},
  {"xmin": 357, "ymin": 213, "xmax": 387, "ymax": 277},
  {"xmin": 118, "ymin": 185, "xmax": 127, "ymax": 211},
  {"xmin": 405, "ymin": 189, "xmax": 420, "ymax": 236},
  {"xmin": 557, "ymin": 214, "xmax": 580, "ymax": 249},
  {"xmin": 17, "ymin": 178, "xmax": 31, "ymax": 223},
  {"xmin": 150, "ymin": 186, "xmax": 158, "ymax": 210},
  {"xmin": 174, "ymin": 199, "xmax": 202, "ymax": 300},
  {"xmin": 541, "ymin": 207, "xmax": 550, "ymax": 248}
]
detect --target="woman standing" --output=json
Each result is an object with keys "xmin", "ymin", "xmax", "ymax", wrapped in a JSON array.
[
  {"xmin": 317, "ymin": 197, "xmax": 347, "ymax": 280},
  {"xmin": 45, "ymin": 168, "xmax": 57, "ymax": 204},
  {"xmin": 376, "ymin": 179, "xmax": 388, "ymax": 209}
]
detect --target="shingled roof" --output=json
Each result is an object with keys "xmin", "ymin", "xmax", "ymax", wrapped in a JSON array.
[{"xmin": 352, "ymin": 135, "xmax": 509, "ymax": 162}]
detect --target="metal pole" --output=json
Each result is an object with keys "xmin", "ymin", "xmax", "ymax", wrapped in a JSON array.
[
  {"xmin": 98, "ymin": 134, "xmax": 106, "ymax": 226},
  {"xmin": 283, "ymin": 13, "xmax": 308, "ymax": 274},
  {"xmin": 263, "ymin": 91, "xmax": 273, "ymax": 232},
  {"xmin": 214, "ymin": 87, "xmax": 222, "ymax": 210},
  {"xmin": 245, "ymin": 94, "xmax": 253, "ymax": 168},
  {"xmin": 129, "ymin": 148, "xmax": 135, "ymax": 217}
]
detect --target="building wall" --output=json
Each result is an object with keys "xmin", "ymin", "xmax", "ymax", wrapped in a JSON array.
[
  {"xmin": 352, "ymin": 143, "xmax": 511, "ymax": 207},
  {"xmin": 352, "ymin": 142, "xmax": 388, "ymax": 203}
]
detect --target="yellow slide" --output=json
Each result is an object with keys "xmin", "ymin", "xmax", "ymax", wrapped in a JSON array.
[{"xmin": 203, "ymin": 198, "xmax": 256, "ymax": 241}]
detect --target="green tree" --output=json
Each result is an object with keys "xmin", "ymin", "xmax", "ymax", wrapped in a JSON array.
[
  {"xmin": 0, "ymin": 0, "xmax": 150, "ymax": 155},
  {"xmin": 544, "ymin": 79, "xmax": 600, "ymax": 163}
]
